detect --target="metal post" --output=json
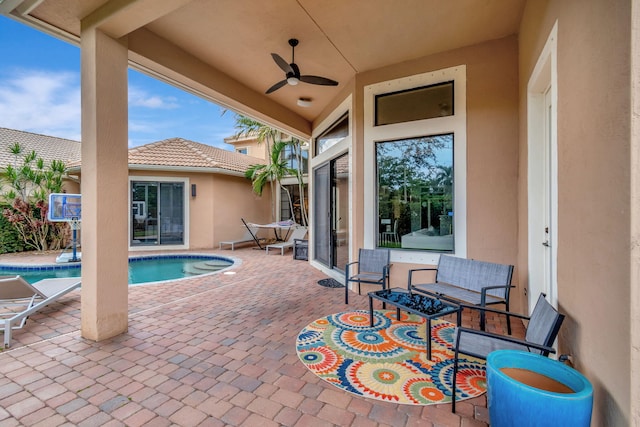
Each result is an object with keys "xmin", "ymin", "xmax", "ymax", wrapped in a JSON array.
[{"xmin": 70, "ymin": 218, "xmax": 80, "ymax": 263}]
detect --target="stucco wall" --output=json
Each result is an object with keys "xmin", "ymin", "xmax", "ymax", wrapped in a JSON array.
[
  {"xmin": 519, "ymin": 1, "xmax": 631, "ymax": 425},
  {"xmin": 81, "ymin": 169, "xmax": 272, "ymax": 251},
  {"xmin": 210, "ymin": 173, "xmax": 272, "ymax": 248},
  {"xmin": 349, "ymin": 36, "xmax": 520, "ymax": 301}
]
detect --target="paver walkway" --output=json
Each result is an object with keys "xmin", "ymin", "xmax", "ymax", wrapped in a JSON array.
[{"xmin": 0, "ymin": 248, "xmax": 522, "ymax": 426}]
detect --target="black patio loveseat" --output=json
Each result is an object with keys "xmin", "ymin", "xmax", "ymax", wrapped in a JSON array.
[{"xmin": 407, "ymin": 254, "xmax": 514, "ymax": 333}]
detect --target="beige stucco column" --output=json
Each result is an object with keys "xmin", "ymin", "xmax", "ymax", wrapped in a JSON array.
[{"xmin": 80, "ymin": 27, "xmax": 129, "ymax": 341}]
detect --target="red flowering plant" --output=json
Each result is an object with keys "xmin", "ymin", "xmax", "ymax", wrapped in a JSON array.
[{"xmin": 1, "ymin": 143, "xmax": 69, "ymax": 251}]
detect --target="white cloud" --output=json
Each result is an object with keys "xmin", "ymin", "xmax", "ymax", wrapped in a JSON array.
[
  {"xmin": 0, "ymin": 69, "xmax": 81, "ymax": 140},
  {"xmin": 0, "ymin": 68, "xmax": 233, "ymax": 148},
  {"xmin": 129, "ymin": 85, "xmax": 179, "ymax": 109}
]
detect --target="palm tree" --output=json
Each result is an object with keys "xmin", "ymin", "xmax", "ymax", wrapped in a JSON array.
[
  {"xmin": 233, "ymin": 115, "xmax": 280, "ymax": 220},
  {"xmin": 233, "ymin": 114, "xmax": 309, "ymax": 224},
  {"xmin": 288, "ymin": 137, "xmax": 309, "ymax": 226},
  {"xmin": 244, "ymin": 140, "xmax": 296, "ymax": 220}
]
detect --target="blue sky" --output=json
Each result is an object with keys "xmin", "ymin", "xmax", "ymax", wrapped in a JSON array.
[{"xmin": 0, "ymin": 15, "xmax": 239, "ymax": 149}]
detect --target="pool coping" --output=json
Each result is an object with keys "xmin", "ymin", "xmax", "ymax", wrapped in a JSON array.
[{"xmin": 0, "ymin": 252, "xmax": 241, "ymax": 286}]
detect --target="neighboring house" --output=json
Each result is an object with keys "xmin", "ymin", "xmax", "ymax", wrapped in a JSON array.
[
  {"xmin": 67, "ymin": 137, "xmax": 271, "ymax": 251},
  {"xmin": 224, "ymin": 132, "xmax": 268, "ymax": 158},
  {"xmin": 0, "ymin": 128, "xmax": 271, "ymax": 250},
  {"xmin": 225, "ymin": 132, "xmax": 309, "ymax": 225},
  {"xmin": 0, "ymin": 127, "xmax": 81, "ymax": 194}
]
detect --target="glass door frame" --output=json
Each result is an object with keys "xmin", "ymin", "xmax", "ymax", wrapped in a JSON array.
[
  {"xmin": 128, "ymin": 176, "xmax": 190, "ymax": 251},
  {"xmin": 309, "ymin": 96, "xmax": 352, "ymax": 278}
]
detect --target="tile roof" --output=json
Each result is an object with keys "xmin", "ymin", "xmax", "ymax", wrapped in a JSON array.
[
  {"xmin": 125, "ymin": 137, "xmax": 265, "ymax": 173},
  {"xmin": 0, "ymin": 129, "xmax": 266, "ymax": 174},
  {"xmin": 0, "ymin": 127, "xmax": 81, "ymax": 167}
]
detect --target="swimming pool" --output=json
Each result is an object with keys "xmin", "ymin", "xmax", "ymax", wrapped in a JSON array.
[{"xmin": 0, "ymin": 254, "xmax": 235, "ymax": 284}]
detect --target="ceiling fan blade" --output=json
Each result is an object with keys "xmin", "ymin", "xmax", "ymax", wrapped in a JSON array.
[
  {"xmin": 300, "ymin": 75, "xmax": 339, "ymax": 86},
  {"xmin": 271, "ymin": 53, "xmax": 293, "ymax": 74},
  {"xmin": 265, "ymin": 79, "xmax": 288, "ymax": 94}
]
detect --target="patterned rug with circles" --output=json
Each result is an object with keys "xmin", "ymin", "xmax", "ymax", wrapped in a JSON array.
[{"xmin": 296, "ymin": 310, "xmax": 486, "ymax": 405}]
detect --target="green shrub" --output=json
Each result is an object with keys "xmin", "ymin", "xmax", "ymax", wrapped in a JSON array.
[
  {"xmin": 1, "ymin": 143, "xmax": 68, "ymax": 252},
  {"xmin": 0, "ymin": 205, "xmax": 26, "ymax": 254}
]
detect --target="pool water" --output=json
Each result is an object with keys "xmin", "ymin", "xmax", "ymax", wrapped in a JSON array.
[{"xmin": 0, "ymin": 255, "xmax": 234, "ymax": 284}]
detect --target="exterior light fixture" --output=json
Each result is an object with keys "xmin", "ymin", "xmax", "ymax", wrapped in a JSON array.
[
  {"xmin": 191, "ymin": 184, "xmax": 196, "ymax": 198},
  {"xmin": 297, "ymin": 97, "xmax": 312, "ymax": 107}
]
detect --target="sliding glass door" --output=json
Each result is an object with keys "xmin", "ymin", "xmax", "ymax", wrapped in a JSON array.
[
  {"xmin": 313, "ymin": 152, "xmax": 350, "ymax": 271},
  {"xmin": 131, "ymin": 181, "xmax": 184, "ymax": 246}
]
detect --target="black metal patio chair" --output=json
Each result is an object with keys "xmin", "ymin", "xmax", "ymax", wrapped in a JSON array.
[
  {"xmin": 344, "ymin": 248, "xmax": 390, "ymax": 304},
  {"xmin": 451, "ymin": 293, "xmax": 565, "ymax": 413}
]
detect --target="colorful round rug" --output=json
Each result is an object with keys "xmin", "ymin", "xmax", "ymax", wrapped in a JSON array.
[{"xmin": 296, "ymin": 310, "xmax": 486, "ymax": 405}]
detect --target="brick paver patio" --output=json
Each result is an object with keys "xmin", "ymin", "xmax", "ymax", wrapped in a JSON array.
[{"xmin": 0, "ymin": 248, "xmax": 521, "ymax": 426}]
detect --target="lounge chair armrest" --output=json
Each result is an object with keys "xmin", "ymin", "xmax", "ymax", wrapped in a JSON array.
[
  {"xmin": 407, "ymin": 267, "xmax": 438, "ymax": 288},
  {"xmin": 456, "ymin": 326, "xmax": 557, "ymax": 355},
  {"xmin": 457, "ymin": 302, "xmax": 530, "ymax": 320}
]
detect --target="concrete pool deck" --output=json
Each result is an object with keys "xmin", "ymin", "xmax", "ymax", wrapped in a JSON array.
[{"xmin": 0, "ymin": 248, "xmax": 521, "ymax": 426}]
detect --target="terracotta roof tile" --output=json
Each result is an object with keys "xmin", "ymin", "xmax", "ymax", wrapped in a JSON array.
[
  {"xmin": 0, "ymin": 130, "xmax": 264, "ymax": 174},
  {"xmin": 126, "ymin": 137, "xmax": 265, "ymax": 173},
  {"xmin": 0, "ymin": 128, "xmax": 81, "ymax": 166}
]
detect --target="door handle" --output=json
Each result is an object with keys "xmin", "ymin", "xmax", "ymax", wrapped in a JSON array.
[{"xmin": 542, "ymin": 241, "xmax": 550, "ymax": 247}]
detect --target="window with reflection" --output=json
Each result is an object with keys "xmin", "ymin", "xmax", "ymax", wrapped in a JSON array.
[
  {"xmin": 316, "ymin": 113, "xmax": 348, "ymax": 155},
  {"xmin": 375, "ymin": 81, "xmax": 453, "ymax": 126},
  {"xmin": 282, "ymin": 140, "xmax": 308, "ymax": 174},
  {"xmin": 376, "ymin": 134, "xmax": 453, "ymax": 252}
]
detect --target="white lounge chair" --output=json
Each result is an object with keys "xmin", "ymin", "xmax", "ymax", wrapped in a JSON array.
[
  {"xmin": 0, "ymin": 276, "xmax": 81, "ymax": 348},
  {"xmin": 265, "ymin": 227, "xmax": 308, "ymax": 255},
  {"xmin": 219, "ymin": 226, "xmax": 264, "ymax": 250}
]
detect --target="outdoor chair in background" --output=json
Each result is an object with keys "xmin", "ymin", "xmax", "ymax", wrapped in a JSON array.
[
  {"xmin": 344, "ymin": 248, "xmax": 391, "ymax": 304},
  {"xmin": 380, "ymin": 219, "xmax": 399, "ymax": 245},
  {"xmin": 265, "ymin": 227, "xmax": 308, "ymax": 255},
  {"xmin": 293, "ymin": 238, "xmax": 309, "ymax": 260},
  {"xmin": 219, "ymin": 224, "xmax": 265, "ymax": 250},
  {"xmin": 450, "ymin": 293, "xmax": 565, "ymax": 413},
  {"xmin": 0, "ymin": 275, "xmax": 81, "ymax": 348}
]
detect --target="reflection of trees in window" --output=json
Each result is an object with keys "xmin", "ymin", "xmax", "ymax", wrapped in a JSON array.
[
  {"xmin": 376, "ymin": 134, "xmax": 454, "ymax": 251},
  {"xmin": 282, "ymin": 140, "xmax": 308, "ymax": 174}
]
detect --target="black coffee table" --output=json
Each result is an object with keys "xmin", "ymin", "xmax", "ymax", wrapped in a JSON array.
[{"xmin": 368, "ymin": 288, "xmax": 460, "ymax": 360}]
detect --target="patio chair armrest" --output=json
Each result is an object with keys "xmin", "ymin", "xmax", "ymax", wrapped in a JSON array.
[
  {"xmin": 479, "ymin": 285, "xmax": 515, "ymax": 304},
  {"xmin": 456, "ymin": 326, "xmax": 557, "ymax": 355},
  {"xmin": 345, "ymin": 261, "xmax": 359, "ymax": 278},
  {"xmin": 457, "ymin": 302, "xmax": 530, "ymax": 320},
  {"xmin": 381, "ymin": 264, "xmax": 391, "ymax": 290},
  {"xmin": 407, "ymin": 267, "xmax": 438, "ymax": 288}
]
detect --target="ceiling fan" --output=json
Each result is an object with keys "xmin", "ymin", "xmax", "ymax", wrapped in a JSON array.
[{"xmin": 265, "ymin": 38, "xmax": 338, "ymax": 94}]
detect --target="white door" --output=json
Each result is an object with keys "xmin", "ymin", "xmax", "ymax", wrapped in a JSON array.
[
  {"xmin": 541, "ymin": 88, "xmax": 556, "ymax": 304},
  {"xmin": 527, "ymin": 24, "xmax": 558, "ymax": 313}
]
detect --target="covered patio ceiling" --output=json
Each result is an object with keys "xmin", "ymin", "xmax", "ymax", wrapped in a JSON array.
[{"xmin": 2, "ymin": 0, "xmax": 525, "ymax": 138}]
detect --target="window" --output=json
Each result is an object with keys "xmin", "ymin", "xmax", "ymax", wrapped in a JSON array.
[
  {"xmin": 375, "ymin": 81, "xmax": 454, "ymax": 126},
  {"xmin": 377, "ymin": 134, "xmax": 453, "ymax": 251},
  {"xmin": 280, "ymin": 184, "xmax": 308, "ymax": 225},
  {"xmin": 364, "ymin": 66, "xmax": 466, "ymax": 260},
  {"xmin": 316, "ymin": 113, "xmax": 349, "ymax": 155},
  {"xmin": 282, "ymin": 141, "xmax": 308, "ymax": 174},
  {"xmin": 236, "ymin": 147, "xmax": 248, "ymax": 154}
]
